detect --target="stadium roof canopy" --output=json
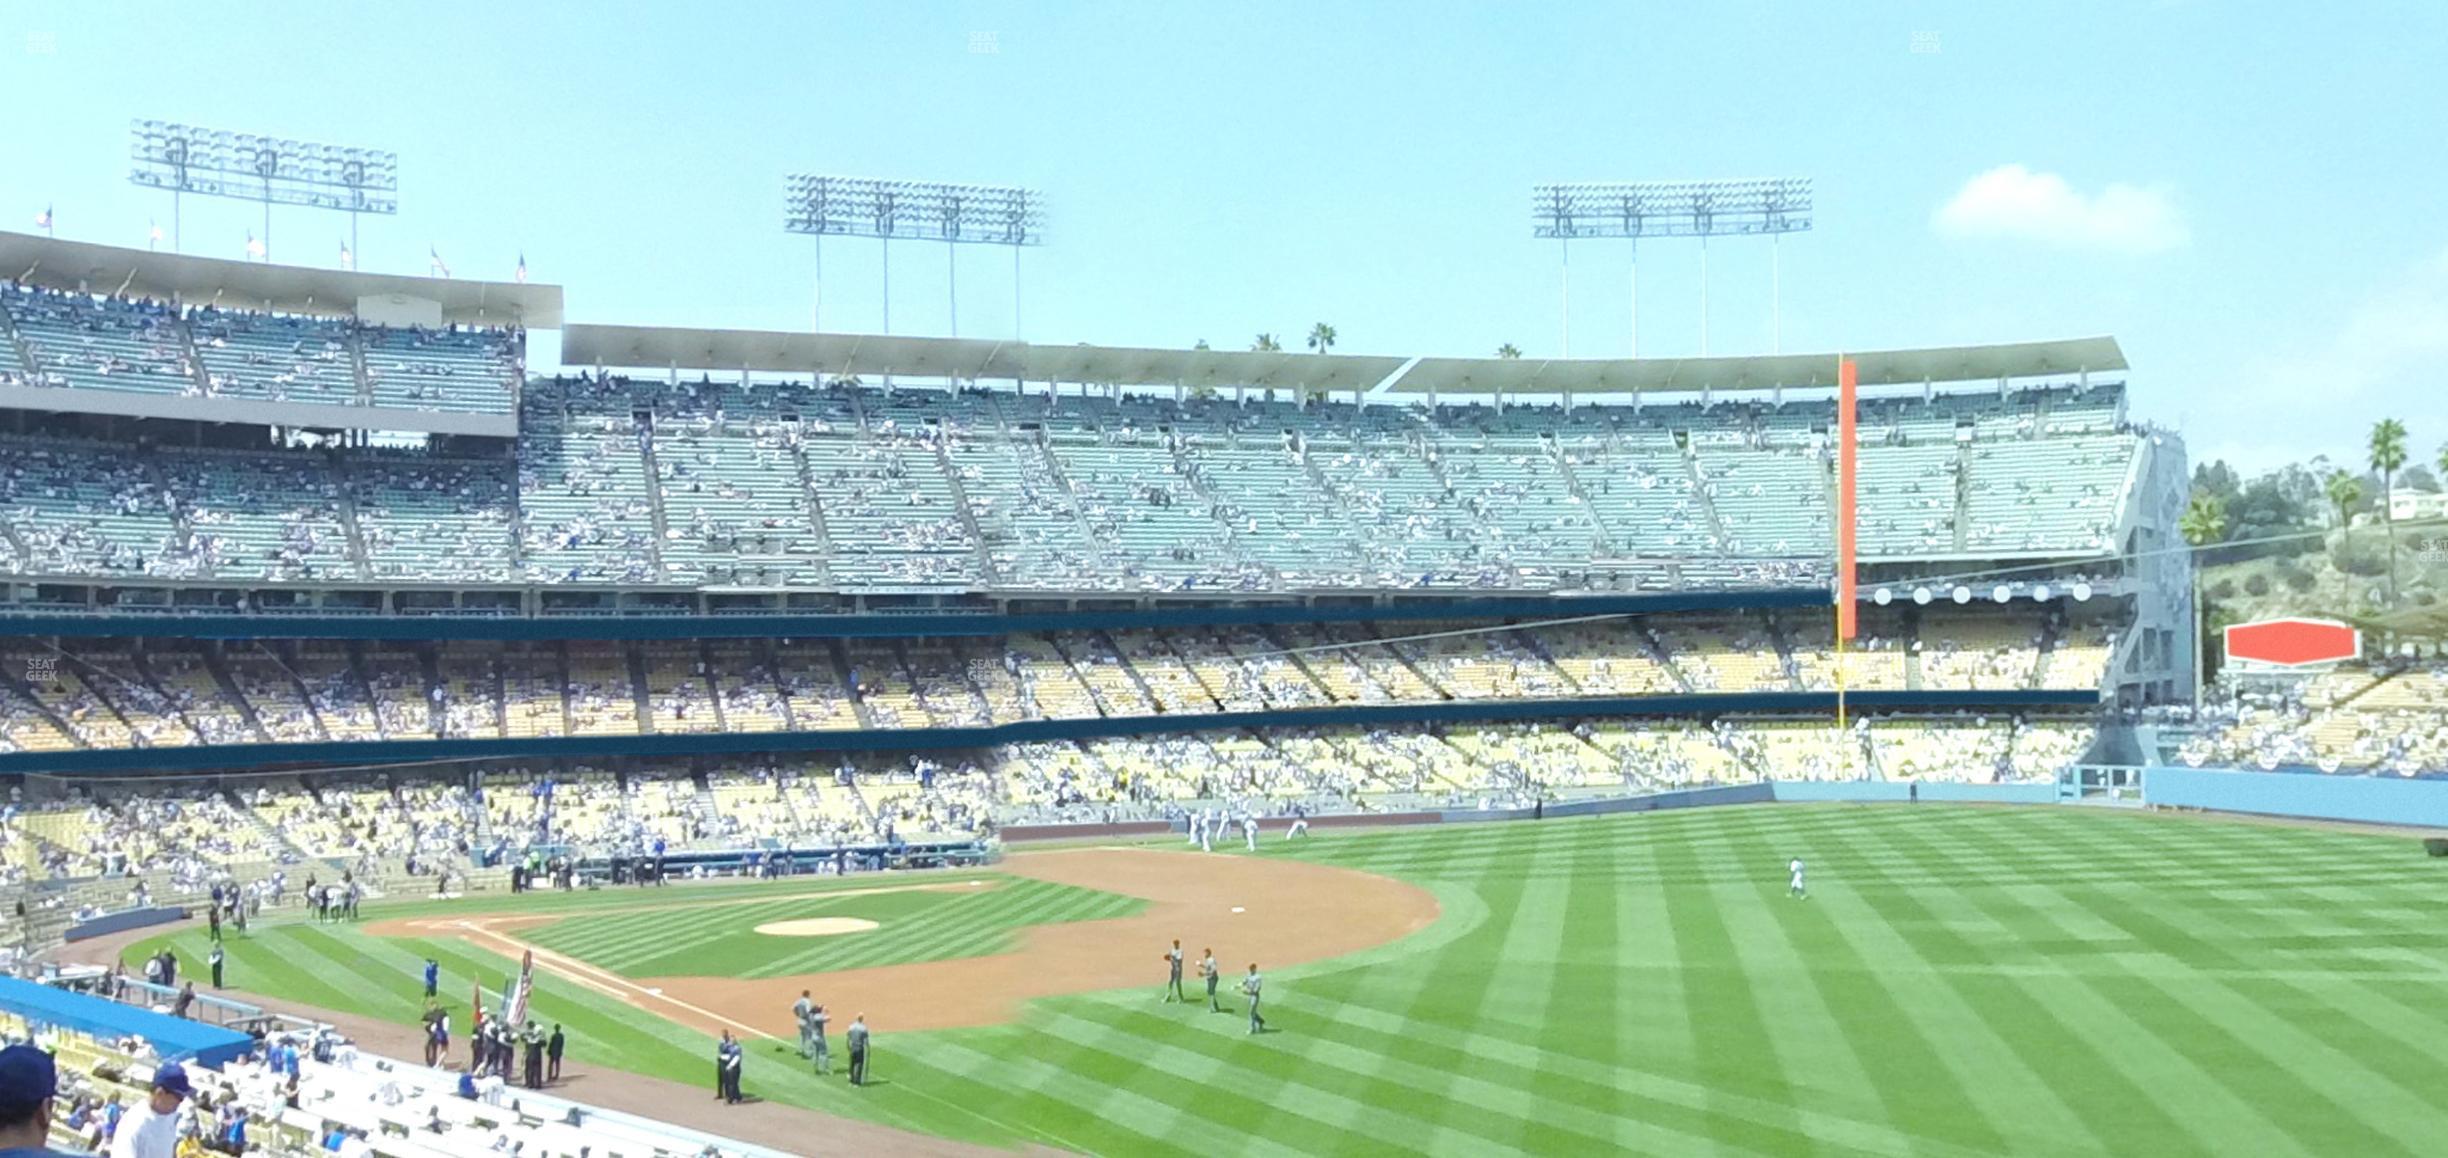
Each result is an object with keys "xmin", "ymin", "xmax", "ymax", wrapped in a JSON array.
[
  {"xmin": 562, "ymin": 324, "xmax": 1410, "ymax": 393},
  {"xmin": 0, "ymin": 229, "xmax": 562, "ymax": 326},
  {"xmin": 563, "ymin": 324, "xmax": 2124, "ymax": 396}
]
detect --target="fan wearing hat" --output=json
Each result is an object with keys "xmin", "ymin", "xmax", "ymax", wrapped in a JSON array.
[
  {"xmin": 0, "ymin": 1044, "xmax": 83, "ymax": 1158},
  {"xmin": 104, "ymin": 1060, "xmax": 189, "ymax": 1158}
]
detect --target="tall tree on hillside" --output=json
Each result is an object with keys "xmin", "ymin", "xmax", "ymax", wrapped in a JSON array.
[
  {"xmin": 1497, "ymin": 343, "xmax": 1523, "ymax": 359},
  {"xmin": 2179, "ymin": 492, "xmax": 2228, "ymax": 698},
  {"xmin": 1306, "ymin": 323, "xmax": 1337, "ymax": 356},
  {"xmin": 2438, "ymin": 440, "xmax": 2448, "ymax": 484},
  {"xmin": 2324, "ymin": 470, "xmax": 2364, "ymax": 531},
  {"xmin": 2370, "ymin": 418, "xmax": 2409, "ymax": 605},
  {"xmin": 1251, "ymin": 333, "xmax": 1280, "ymax": 353}
]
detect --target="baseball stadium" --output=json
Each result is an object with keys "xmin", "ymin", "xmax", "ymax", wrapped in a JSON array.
[{"xmin": 2, "ymin": 6, "xmax": 2447, "ymax": 1158}]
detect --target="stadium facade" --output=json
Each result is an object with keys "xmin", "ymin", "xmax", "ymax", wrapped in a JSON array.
[{"xmin": 0, "ymin": 229, "xmax": 2187, "ymax": 796}]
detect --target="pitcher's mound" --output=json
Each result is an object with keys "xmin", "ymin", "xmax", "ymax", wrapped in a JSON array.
[{"xmin": 753, "ymin": 917, "xmax": 881, "ymax": 938}]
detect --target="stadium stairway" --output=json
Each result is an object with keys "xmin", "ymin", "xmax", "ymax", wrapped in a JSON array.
[
  {"xmin": 1544, "ymin": 441, "xmax": 1618, "ymax": 554},
  {"xmin": 1951, "ymin": 442, "xmax": 1975, "ymax": 553},
  {"xmin": 139, "ymin": 454, "xmax": 201, "ymax": 564},
  {"xmin": 331, "ymin": 461, "xmax": 377, "ymax": 578},
  {"xmin": 166, "ymin": 314, "xmax": 215, "ymax": 397},
  {"xmin": 785, "ymin": 438, "xmax": 839, "ymax": 579},
  {"xmin": 636, "ymin": 425, "xmax": 674, "ymax": 583},
  {"xmin": 1681, "ymin": 444, "xmax": 1732, "ymax": 550},
  {"xmin": 930, "ymin": 435, "xmax": 1002, "ymax": 583},
  {"xmin": 2031, "ymin": 616, "xmax": 2062, "ymax": 689}
]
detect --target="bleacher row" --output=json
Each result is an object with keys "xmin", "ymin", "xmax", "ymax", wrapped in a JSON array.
[
  {"xmin": 0, "ymin": 710, "xmax": 2095, "ymax": 886},
  {"xmin": 0, "ymin": 366, "xmax": 2138, "ymax": 590},
  {"xmin": 2172, "ymin": 664, "xmax": 2448, "ymax": 776},
  {"xmin": 0, "ymin": 283, "xmax": 521, "ymax": 416},
  {"xmin": 0, "ymin": 613, "xmax": 2116, "ymax": 756}
]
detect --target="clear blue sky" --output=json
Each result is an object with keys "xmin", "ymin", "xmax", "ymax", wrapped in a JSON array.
[{"xmin": 3, "ymin": 0, "xmax": 2443, "ymax": 476}]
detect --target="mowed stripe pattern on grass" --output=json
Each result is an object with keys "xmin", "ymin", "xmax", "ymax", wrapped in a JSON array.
[
  {"xmin": 521, "ymin": 878, "xmax": 1143, "ymax": 978},
  {"xmin": 134, "ymin": 807, "xmax": 2448, "ymax": 1157}
]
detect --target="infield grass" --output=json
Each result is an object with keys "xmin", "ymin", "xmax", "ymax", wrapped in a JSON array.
[{"xmin": 130, "ymin": 806, "xmax": 2448, "ymax": 1157}]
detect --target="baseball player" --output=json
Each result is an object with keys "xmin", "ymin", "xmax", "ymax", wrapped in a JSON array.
[
  {"xmin": 1161, "ymin": 939, "xmax": 1185, "ymax": 1002},
  {"xmin": 809, "ymin": 1004, "xmax": 831, "ymax": 1075},
  {"xmin": 1286, "ymin": 804, "xmax": 1310, "ymax": 840},
  {"xmin": 1241, "ymin": 812, "xmax": 1258, "ymax": 851},
  {"xmin": 1199, "ymin": 948, "xmax": 1221, "ymax": 1012},
  {"xmin": 846, "ymin": 1014, "xmax": 870, "ymax": 1086},
  {"xmin": 1186, "ymin": 810, "xmax": 1202, "ymax": 847},
  {"xmin": 792, "ymin": 990, "xmax": 815, "ymax": 1059},
  {"xmin": 1241, "ymin": 963, "xmax": 1266, "ymax": 1035},
  {"xmin": 1198, "ymin": 808, "xmax": 1215, "ymax": 853},
  {"xmin": 1788, "ymin": 857, "xmax": 1807, "ymax": 900}
]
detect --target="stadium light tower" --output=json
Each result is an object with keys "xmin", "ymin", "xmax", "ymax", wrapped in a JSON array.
[
  {"xmin": 1533, "ymin": 178, "xmax": 1810, "ymax": 356},
  {"xmin": 786, "ymin": 176, "xmax": 1044, "ymax": 339},
  {"xmin": 129, "ymin": 120, "xmax": 398, "ymax": 263}
]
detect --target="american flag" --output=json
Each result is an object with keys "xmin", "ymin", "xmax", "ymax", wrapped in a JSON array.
[
  {"xmin": 33, "ymin": 205, "xmax": 51, "ymax": 232},
  {"xmin": 502, "ymin": 949, "xmax": 536, "ymax": 1027},
  {"xmin": 515, "ymin": 252, "xmax": 528, "ymax": 285},
  {"xmin": 429, "ymin": 245, "xmax": 451, "ymax": 279}
]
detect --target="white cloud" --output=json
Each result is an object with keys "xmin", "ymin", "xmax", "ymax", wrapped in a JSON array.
[{"xmin": 1933, "ymin": 164, "xmax": 2189, "ymax": 254}]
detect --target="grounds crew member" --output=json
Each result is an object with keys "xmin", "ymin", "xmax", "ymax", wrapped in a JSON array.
[{"xmin": 846, "ymin": 1014, "xmax": 870, "ymax": 1086}]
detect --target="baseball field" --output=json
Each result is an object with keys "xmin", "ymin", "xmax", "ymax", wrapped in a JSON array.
[{"xmin": 124, "ymin": 805, "xmax": 2448, "ymax": 1157}]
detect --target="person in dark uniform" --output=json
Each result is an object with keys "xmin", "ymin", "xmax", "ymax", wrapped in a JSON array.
[
  {"xmin": 545, "ymin": 1025, "xmax": 564, "ymax": 1083},
  {"xmin": 172, "ymin": 982, "xmax": 195, "ymax": 1020},
  {"xmin": 715, "ymin": 1031, "xmax": 743, "ymax": 1103},
  {"xmin": 422, "ymin": 959, "xmax": 439, "ymax": 999},
  {"xmin": 520, "ymin": 1021, "xmax": 544, "ymax": 1090},
  {"xmin": 207, "ymin": 903, "xmax": 222, "ymax": 943}
]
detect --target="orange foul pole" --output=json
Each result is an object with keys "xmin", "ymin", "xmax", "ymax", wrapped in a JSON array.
[{"xmin": 1835, "ymin": 356, "xmax": 1859, "ymax": 754}]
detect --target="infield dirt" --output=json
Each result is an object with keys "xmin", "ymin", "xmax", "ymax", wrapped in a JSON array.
[{"xmin": 371, "ymin": 845, "xmax": 1440, "ymax": 1038}]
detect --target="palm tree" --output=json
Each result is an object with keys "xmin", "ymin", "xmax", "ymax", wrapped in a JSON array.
[
  {"xmin": 2179, "ymin": 492, "xmax": 2228, "ymax": 701},
  {"xmin": 1496, "ymin": 343, "xmax": 1522, "ymax": 359},
  {"xmin": 2437, "ymin": 439, "xmax": 2447, "ymax": 483},
  {"xmin": 2324, "ymin": 470, "xmax": 2363, "ymax": 531},
  {"xmin": 1306, "ymin": 323, "xmax": 1336, "ymax": 356},
  {"xmin": 1251, "ymin": 333, "xmax": 1280, "ymax": 353},
  {"xmin": 2370, "ymin": 418, "xmax": 2409, "ymax": 605}
]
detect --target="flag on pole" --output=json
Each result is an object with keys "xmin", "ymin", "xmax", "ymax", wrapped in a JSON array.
[
  {"xmin": 514, "ymin": 252, "xmax": 528, "ymax": 284},
  {"xmin": 1835, "ymin": 355, "xmax": 1859, "ymax": 641},
  {"xmin": 429, "ymin": 245, "xmax": 451, "ymax": 278},
  {"xmin": 339, "ymin": 241, "xmax": 354, "ymax": 270},
  {"xmin": 245, "ymin": 230, "xmax": 265, "ymax": 260},
  {"xmin": 503, "ymin": 949, "xmax": 536, "ymax": 1027},
  {"xmin": 34, "ymin": 205, "xmax": 52, "ymax": 233},
  {"xmin": 471, "ymin": 976, "xmax": 486, "ymax": 1031},
  {"xmin": 149, "ymin": 220, "xmax": 163, "ymax": 249}
]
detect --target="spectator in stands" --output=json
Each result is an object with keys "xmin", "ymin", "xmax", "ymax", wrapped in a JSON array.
[
  {"xmin": 105, "ymin": 1060, "xmax": 189, "ymax": 1158},
  {"xmin": 0, "ymin": 1044, "xmax": 84, "ymax": 1158}
]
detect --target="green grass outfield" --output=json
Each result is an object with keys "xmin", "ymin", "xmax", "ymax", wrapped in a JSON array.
[{"xmin": 130, "ymin": 806, "xmax": 2448, "ymax": 1157}]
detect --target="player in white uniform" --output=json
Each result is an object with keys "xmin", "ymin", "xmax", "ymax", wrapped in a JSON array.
[
  {"xmin": 1199, "ymin": 808, "xmax": 1215, "ymax": 852},
  {"xmin": 1788, "ymin": 858, "xmax": 1807, "ymax": 899},
  {"xmin": 1241, "ymin": 812, "xmax": 1258, "ymax": 850}
]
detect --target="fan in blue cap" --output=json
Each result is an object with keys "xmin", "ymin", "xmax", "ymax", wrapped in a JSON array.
[{"xmin": 0, "ymin": 1043, "xmax": 83, "ymax": 1157}]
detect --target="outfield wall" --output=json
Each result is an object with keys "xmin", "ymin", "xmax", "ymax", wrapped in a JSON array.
[
  {"xmin": 2144, "ymin": 766, "xmax": 2448, "ymax": 828},
  {"xmin": 1770, "ymin": 781, "xmax": 2059, "ymax": 805}
]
